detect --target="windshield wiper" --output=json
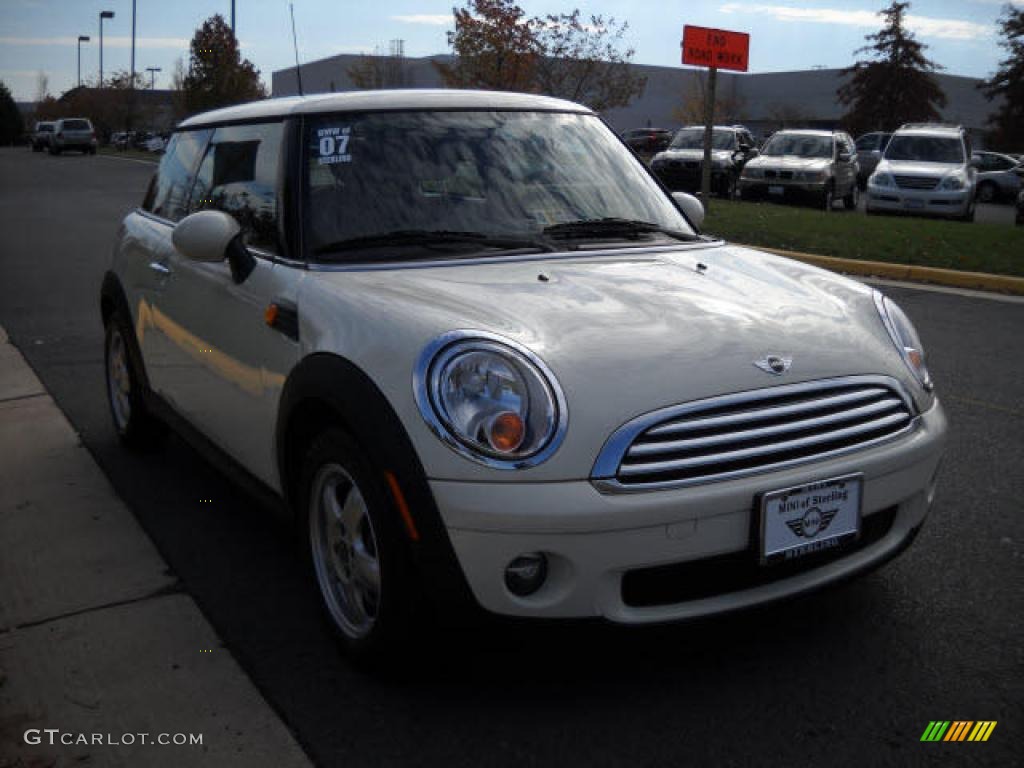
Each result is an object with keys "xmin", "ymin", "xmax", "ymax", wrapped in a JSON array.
[
  {"xmin": 543, "ymin": 218, "xmax": 697, "ymax": 242},
  {"xmin": 314, "ymin": 229, "xmax": 555, "ymax": 258}
]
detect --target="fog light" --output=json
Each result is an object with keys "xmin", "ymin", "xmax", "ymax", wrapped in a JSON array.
[{"xmin": 504, "ymin": 553, "xmax": 548, "ymax": 597}]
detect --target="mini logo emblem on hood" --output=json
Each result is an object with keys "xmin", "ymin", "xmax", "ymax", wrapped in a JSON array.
[{"xmin": 754, "ymin": 355, "xmax": 792, "ymax": 375}]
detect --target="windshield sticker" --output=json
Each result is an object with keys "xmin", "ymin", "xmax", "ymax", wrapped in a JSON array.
[{"xmin": 316, "ymin": 126, "xmax": 352, "ymax": 165}]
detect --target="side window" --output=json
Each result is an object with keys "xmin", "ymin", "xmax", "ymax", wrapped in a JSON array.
[
  {"xmin": 189, "ymin": 122, "xmax": 284, "ymax": 253},
  {"xmin": 855, "ymin": 134, "xmax": 876, "ymax": 152},
  {"xmin": 880, "ymin": 134, "xmax": 892, "ymax": 151},
  {"xmin": 143, "ymin": 129, "xmax": 212, "ymax": 221}
]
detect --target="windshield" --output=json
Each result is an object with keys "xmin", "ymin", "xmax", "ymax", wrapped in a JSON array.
[
  {"xmin": 762, "ymin": 133, "xmax": 833, "ymax": 158},
  {"xmin": 304, "ymin": 111, "xmax": 695, "ymax": 261},
  {"xmin": 670, "ymin": 128, "xmax": 736, "ymax": 151},
  {"xmin": 885, "ymin": 136, "xmax": 965, "ymax": 164}
]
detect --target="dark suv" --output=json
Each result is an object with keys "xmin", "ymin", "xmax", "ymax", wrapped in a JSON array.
[
  {"xmin": 621, "ymin": 128, "xmax": 674, "ymax": 156},
  {"xmin": 650, "ymin": 125, "xmax": 758, "ymax": 198}
]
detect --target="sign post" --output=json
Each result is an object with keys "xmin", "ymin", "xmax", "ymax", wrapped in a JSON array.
[{"xmin": 681, "ymin": 25, "xmax": 750, "ymax": 209}]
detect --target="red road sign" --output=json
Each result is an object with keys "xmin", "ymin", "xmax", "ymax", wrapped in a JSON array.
[{"xmin": 681, "ymin": 25, "xmax": 750, "ymax": 72}]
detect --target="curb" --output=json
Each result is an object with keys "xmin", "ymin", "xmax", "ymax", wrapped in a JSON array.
[{"xmin": 751, "ymin": 246, "xmax": 1024, "ymax": 296}]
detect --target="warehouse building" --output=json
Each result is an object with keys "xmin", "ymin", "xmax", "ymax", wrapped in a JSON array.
[{"xmin": 273, "ymin": 53, "xmax": 997, "ymax": 143}]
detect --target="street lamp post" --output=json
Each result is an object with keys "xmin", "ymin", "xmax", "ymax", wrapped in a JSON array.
[
  {"xmin": 231, "ymin": 0, "xmax": 236, "ymax": 33},
  {"xmin": 77, "ymin": 36, "xmax": 90, "ymax": 88},
  {"xmin": 131, "ymin": 0, "xmax": 137, "ymax": 88},
  {"xmin": 146, "ymin": 67, "xmax": 162, "ymax": 89},
  {"xmin": 99, "ymin": 10, "xmax": 115, "ymax": 88}
]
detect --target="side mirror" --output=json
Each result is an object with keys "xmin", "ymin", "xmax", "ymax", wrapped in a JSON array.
[
  {"xmin": 672, "ymin": 191, "xmax": 705, "ymax": 229},
  {"xmin": 838, "ymin": 151, "xmax": 853, "ymax": 162},
  {"xmin": 969, "ymin": 157, "xmax": 981, "ymax": 169},
  {"xmin": 738, "ymin": 143, "xmax": 752, "ymax": 153},
  {"xmin": 172, "ymin": 210, "xmax": 241, "ymax": 263}
]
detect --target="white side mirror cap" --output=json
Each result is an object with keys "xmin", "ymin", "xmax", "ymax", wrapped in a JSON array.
[
  {"xmin": 172, "ymin": 210, "xmax": 241, "ymax": 263},
  {"xmin": 672, "ymin": 192, "xmax": 705, "ymax": 229}
]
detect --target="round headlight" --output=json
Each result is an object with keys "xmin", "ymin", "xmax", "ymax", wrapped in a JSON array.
[
  {"xmin": 414, "ymin": 331, "xmax": 568, "ymax": 468},
  {"xmin": 873, "ymin": 291, "xmax": 933, "ymax": 391}
]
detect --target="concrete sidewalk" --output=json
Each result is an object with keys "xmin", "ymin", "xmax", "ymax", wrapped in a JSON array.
[{"xmin": 0, "ymin": 326, "xmax": 312, "ymax": 768}]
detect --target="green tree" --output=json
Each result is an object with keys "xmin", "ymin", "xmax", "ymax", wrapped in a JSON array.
[
  {"xmin": 183, "ymin": 14, "xmax": 266, "ymax": 115},
  {"xmin": 980, "ymin": 5, "xmax": 1024, "ymax": 151},
  {"xmin": 837, "ymin": 1, "xmax": 946, "ymax": 135},
  {"xmin": 0, "ymin": 80, "xmax": 24, "ymax": 145},
  {"xmin": 434, "ymin": 0, "xmax": 539, "ymax": 91}
]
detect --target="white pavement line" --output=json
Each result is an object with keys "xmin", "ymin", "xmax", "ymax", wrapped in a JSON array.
[
  {"xmin": 857, "ymin": 276, "xmax": 1024, "ymax": 304},
  {"xmin": 95, "ymin": 152, "xmax": 159, "ymax": 166},
  {"xmin": 0, "ymin": 328, "xmax": 312, "ymax": 768}
]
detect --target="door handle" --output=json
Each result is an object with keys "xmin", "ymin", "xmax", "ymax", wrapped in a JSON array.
[{"xmin": 148, "ymin": 261, "xmax": 172, "ymax": 276}]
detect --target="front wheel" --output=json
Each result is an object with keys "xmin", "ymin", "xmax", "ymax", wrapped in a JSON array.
[
  {"xmin": 843, "ymin": 183, "xmax": 859, "ymax": 211},
  {"xmin": 301, "ymin": 429, "xmax": 418, "ymax": 661},
  {"xmin": 820, "ymin": 183, "xmax": 834, "ymax": 212}
]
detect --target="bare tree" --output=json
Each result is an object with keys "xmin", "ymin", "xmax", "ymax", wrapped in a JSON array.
[
  {"xmin": 348, "ymin": 42, "xmax": 409, "ymax": 89},
  {"xmin": 532, "ymin": 12, "xmax": 646, "ymax": 111},
  {"xmin": 672, "ymin": 71, "xmax": 745, "ymax": 125}
]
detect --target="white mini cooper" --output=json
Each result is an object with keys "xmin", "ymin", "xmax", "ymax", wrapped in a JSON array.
[{"xmin": 101, "ymin": 91, "xmax": 947, "ymax": 657}]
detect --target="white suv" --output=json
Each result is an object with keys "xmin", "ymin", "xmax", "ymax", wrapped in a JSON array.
[
  {"xmin": 866, "ymin": 123, "xmax": 976, "ymax": 220},
  {"xmin": 101, "ymin": 91, "xmax": 947, "ymax": 659}
]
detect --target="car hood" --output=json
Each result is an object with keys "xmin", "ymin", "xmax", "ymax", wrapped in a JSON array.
[
  {"xmin": 875, "ymin": 159, "xmax": 958, "ymax": 178},
  {"xmin": 653, "ymin": 149, "xmax": 733, "ymax": 163},
  {"xmin": 746, "ymin": 156, "xmax": 830, "ymax": 171},
  {"xmin": 302, "ymin": 244, "xmax": 922, "ymax": 481}
]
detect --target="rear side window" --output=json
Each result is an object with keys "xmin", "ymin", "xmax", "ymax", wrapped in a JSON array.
[
  {"xmin": 63, "ymin": 119, "xmax": 91, "ymax": 131},
  {"xmin": 188, "ymin": 122, "xmax": 284, "ymax": 253},
  {"xmin": 143, "ymin": 129, "xmax": 212, "ymax": 221}
]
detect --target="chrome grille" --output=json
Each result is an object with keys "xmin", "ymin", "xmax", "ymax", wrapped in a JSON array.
[
  {"xmin": 894, "ymin": 175, "xmax": 939, "ymax": 190},
  {"xmin": 592, "ymin": 377, "xmax": 916, "ymax": 492}
]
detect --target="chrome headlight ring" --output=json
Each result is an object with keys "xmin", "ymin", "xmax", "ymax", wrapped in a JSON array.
[
  {"xmin": 413, "ymin": 330, "xmax": 569, "ymax": 469},
  {"xmin": 873, "ymin": 291, "xmax": 934, "ymax": 392}
]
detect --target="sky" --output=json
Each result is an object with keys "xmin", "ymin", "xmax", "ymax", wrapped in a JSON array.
[{"xmin": 1, "ymin": 0, "xmax": 1020, "ymax": 101}]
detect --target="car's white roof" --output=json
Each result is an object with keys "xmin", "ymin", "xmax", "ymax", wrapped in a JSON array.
[
  {"xmin": 771, "ymin": 129, "xmax": 837, "ymax": 137},
  {"xmin": 893, "ymin": 124, "xmax": 963, "ymax": 137},
  {"xmin": 179, "ymin": 89, "xmax": 592, "ymax": 128}
]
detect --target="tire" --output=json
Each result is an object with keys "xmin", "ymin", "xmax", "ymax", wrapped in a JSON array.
[
  {"xmin": 976, "ymin": 181, "xmax": 997, "ymax": 204},
  {"xmin": 104, "ymin": 309, "xmax": 166, "ymax": 450},
  {"xmin": 299, "ymin": 428, "xmax": 417, "ymax": 662},
  {"xmin": 820, "ymin": 183, "xmax": 834, "ymax": 212},
  {"xmin": 960, "ymin": 203, "xmax": 976, "ymax": 223},
  {"xmin": 843, "ymin": 183, "xmax": 859, "ymax": 211},
  {"xmin": 32, "ymin": 143, "xmax": 41, "ymax": 153},
  {"xmin": 49, "ymin": 145, "xmax": 60, "ymax": 155}
]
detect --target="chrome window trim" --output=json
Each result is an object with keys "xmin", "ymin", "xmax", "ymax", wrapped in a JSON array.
[
  {"xmin": 412, "ymin": 330, "xmax": 569, "ymax": 470},
  {"xmin": 590, "ymin": 375, "xmax": 918, "ymax": 494}
]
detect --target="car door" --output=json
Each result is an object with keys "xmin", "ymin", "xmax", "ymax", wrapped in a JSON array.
[{"xmin": 150, "ymin": 121, "xmax": 302, "ymax": 488}]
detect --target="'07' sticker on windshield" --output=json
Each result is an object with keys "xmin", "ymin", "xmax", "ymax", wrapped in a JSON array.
[{"xmin": 317, "ymin": 126, "xmax": 352, "ymax": 165}]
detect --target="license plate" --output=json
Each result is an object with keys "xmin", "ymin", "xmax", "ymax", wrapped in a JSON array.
[
  {"xmin": 904, "ymin": 198, "xmax": 924, "ymax": 209},
  {"xmin": 768, "ymin": 185, "xmax": 784, "ymax": 195},
  {"xmin": 759, "ymin": 474, "xmax": 862, "ymax": 564}
]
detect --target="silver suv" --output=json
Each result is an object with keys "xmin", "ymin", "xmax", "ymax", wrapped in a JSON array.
[
  {"xmin": 49, "ymin": 117, "xmax": 97, "ymax": 155},
  {"xmin": 866, "ymin": 123, "xmax": 975, "ymax": 221},
  {"xmin": 738, "ymin": 129, "xmax": 859, "ymax": 210}
]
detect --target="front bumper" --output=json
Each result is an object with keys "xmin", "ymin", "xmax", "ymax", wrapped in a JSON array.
[
  {"xmin": 739, "ymin": 178, "xmax": 828, "ymax": 201},
  {"xmin": 653, "ymin": 163, "xmax": 732, "ymax": 192},
  {"xmin": 866, "ymin": 185, "xmax": 971, "ymax": 217},
  {"xmin": 432, "ymin": 399, "xmax": 946, "ymax": 624}
]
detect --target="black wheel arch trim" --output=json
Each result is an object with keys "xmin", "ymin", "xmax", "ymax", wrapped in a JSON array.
[
  {"xmin": 276, "ymin": 352, "xmax": 479, "ymax": 618},
  {"xmin": 100, "ymin": 271, "xmax": 152, "ymax": 391}
]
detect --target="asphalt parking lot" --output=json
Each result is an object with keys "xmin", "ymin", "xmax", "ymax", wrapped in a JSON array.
[{"xmin": 0, "ymin": 148, "xmax": 1021, "ymax": 767}]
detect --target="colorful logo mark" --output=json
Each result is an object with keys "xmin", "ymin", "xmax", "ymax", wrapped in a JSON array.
[{"xmin": 920, "ymin": 721, "xmax": 997, "ymax": 742}]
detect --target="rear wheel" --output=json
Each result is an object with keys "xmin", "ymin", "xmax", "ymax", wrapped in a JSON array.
[
  {"xmin": 300, "ymin": 429, "xmax": 417, "ymax": 662},
  {"xmin": 104, "ymin": 309, "xmax": 166, "ymax": 450},
  {"xmin": 976, "ymin": 181, "xmax": 997, "ymax": 204}
]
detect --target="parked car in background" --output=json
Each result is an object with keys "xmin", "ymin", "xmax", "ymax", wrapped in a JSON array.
[
  {"xmin": 100, "ymin": 90, "xmax": 947, "ymax": 658},
  {"xmin": 622, "ymin": 128, "xmax": 674, "ymax": 156},
  {"xmin": 854, "ymin": 132, "xmax": 892, "ymax": 188},
  {"xmin": 739, "ymin": 129, "xmax": 859, "ymax": 210},
  {"xmin": 866, "ymin": 123, "xmax": 975, "ymax": 221},
  {"xmin": 972, "ymin": 151, "xmax": 1022, "ymax": 203},
  {"xmin": 31, "ymin": 121, "xmax": 54, "ymax": 152},
  {"xmin": 49, "ymin": 117, "xmax": 97, "ymax": 155},
  {"xmin": 143, "ymin": 133, "xmax": 169, "ymax": 153},
  {"xmin": 650, "ymin": 125, "xmax": 758, "ymax": 198}
]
